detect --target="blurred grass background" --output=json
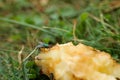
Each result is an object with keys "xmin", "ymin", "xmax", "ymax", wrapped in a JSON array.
[{"xmin": 0, "ymin": 0, "xmax": 120, "ymax": 80}]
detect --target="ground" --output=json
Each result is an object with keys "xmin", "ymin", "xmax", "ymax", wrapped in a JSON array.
[{"xmin": 0, "ymin": 0, "xmax": 120, "ymax": 80}]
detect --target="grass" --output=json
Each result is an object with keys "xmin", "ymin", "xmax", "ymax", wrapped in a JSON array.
[{"xmin": 0, "ymin": 0, "xmax": 120, "ymax": 80}]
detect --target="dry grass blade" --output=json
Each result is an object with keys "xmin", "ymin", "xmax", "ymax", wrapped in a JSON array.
[
  {"xmin": 72, "ymin": 19, "xmax": 77, "ymax": 43},
  {"xmin": 88, "ymin": 14, "xmax": 119, "ymax": 34},
  {"xmin": 18, "ymin": 45, "xmax": 24, "ymax": 68}
]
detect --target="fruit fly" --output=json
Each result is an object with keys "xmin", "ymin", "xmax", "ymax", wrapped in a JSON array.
[
  {"xmin": 36, "ymin": 42, "xmax": 50, "ymax": 49},
  {"xmin": 36, "ymin": 42, "xmax": 52, "ymax": 52}
]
